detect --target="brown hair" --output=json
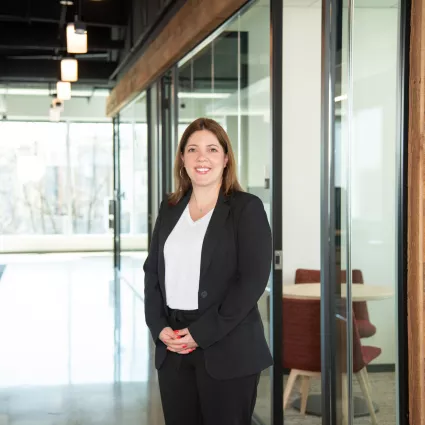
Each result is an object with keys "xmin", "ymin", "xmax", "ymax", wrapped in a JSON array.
[{"xmin": 168, "ymin": 117, "xmax": 243, "ymax": 205}]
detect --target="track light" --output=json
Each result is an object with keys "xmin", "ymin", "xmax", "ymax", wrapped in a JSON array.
[{"xmin": 61, "ymin": 58, "xmax": 78, "ymax": 82}]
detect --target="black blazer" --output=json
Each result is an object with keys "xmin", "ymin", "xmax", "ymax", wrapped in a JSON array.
[{"xmin": 144, "ymin": 188, "xmax": 273, "ymax": 380}]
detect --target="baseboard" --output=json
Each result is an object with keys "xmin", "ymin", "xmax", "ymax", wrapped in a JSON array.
[
  {"xmin": 281, "ymin": 364, "xmax": 395, "ymax": 375},
  {"xmin": 367, "ymin": 363, "xmax": 395, "ymax": 373}
]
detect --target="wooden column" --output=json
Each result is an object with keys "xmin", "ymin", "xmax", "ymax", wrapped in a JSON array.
[{"xmin": 408, "ymin": 1, "xmax": 425, "ymax": 424}]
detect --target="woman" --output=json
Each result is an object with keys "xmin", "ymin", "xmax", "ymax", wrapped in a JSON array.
[{"xmin": 144, "ymin": 117, "xmax": 273, "ymax": 425}]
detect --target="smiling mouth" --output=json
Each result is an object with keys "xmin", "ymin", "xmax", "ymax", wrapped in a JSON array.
[{"xmin": 195, "ymin": 167, "xmax": 211, "ymax": 175}]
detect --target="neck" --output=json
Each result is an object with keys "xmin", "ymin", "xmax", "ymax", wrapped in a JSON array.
[{"xmin": 192, "ymin": 183, "xmax": 221, "ymax": 208}]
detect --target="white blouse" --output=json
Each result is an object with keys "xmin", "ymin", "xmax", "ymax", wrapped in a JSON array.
[{"xmin": 164, "ymin": 205, "xmax": 214, "ymax": 310}]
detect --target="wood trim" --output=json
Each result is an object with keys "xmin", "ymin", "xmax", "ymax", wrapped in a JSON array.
[
  {"xmin": 408, "ymin": 1, "xmax": 425, "ymax": 424},
  {"xmin": 106, "ymin": 0, "xmax": 248, "ymax": 117}
]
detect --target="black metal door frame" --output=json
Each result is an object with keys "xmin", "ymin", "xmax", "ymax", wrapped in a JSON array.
[
  {"xmin": 396, "ymin": 0, "xmax": 410, "ymax": 423},
  {"xmin": 160, "ymin": 72, "xmax": 174, "ymax": 197},
  {"xmin": 112, "ymin": 114, "xmax": 121, "ymax": 382},
  {"xmin": 270, "ymin": 0, "xmax": 283, "ymax": 424}
]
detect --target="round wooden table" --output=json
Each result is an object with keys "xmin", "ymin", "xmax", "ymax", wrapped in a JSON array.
[
  {"xmin": 282, "ymin": 282, "xmax": 394, "ymax": 418},
  {"xmin": 282, "ymin": 283, "xmax": 394, "ymax": 301}
]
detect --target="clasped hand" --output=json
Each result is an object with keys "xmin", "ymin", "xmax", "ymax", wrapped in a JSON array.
[{"xmin": 159, "ymin": 327, "xmax": 198, "ymax": 354}]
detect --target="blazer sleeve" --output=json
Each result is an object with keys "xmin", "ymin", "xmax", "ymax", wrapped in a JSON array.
[
  {"xmin": 144, "ymin": 201, "xmax": 169, "ymax": 342},
  {"xmin": 188, "ymin": 196, "xmax": 272, "ymax": 349}
]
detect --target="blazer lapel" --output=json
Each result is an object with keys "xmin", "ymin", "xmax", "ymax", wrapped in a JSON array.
[{"xmin": 200, "ymin": 190, "xmax": 231, "ymax": 277}]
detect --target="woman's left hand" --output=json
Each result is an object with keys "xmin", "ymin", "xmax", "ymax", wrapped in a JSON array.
[{"xmin": 166, "ymin": 328, "xmax": 198, "ymax": 354}]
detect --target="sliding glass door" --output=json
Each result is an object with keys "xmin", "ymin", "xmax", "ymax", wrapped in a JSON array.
[
  {"xmin": 174, "ymin": 2, "xmax": 283, "ymax": 424},
  {"xmin": 321, "ymin": 0, "xmax": 408, "ymax": 424}
]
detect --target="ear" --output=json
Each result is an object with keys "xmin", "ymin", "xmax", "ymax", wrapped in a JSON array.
[{"xmin": 224, "ymin": 155, "xmax": 228, "ymax": 167}]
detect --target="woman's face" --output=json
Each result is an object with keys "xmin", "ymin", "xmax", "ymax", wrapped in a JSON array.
[{"xmin": 182, "ymin": 130, "xmax": 228, "ymax": 189}]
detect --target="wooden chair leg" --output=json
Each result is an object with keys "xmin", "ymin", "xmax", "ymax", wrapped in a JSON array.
[
  {"xmin": 356, "ymin": 368, "xmax": 378, "ymax": 425},
  {"xmin": 299, "ymin": 376, "xmax": 311, "ymax": 415},
  {"xmin": 283, "ymin": 370, "xmax": 298, "ymax": 410}
]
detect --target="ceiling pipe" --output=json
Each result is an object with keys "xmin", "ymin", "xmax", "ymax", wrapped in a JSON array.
[
  {"xmin": 109, "ymin": 0, "xmax": 186, "ymax": 80},
  {"xmin": 0, "ymin": 14, "xmax": 126, "ymax": 29}
]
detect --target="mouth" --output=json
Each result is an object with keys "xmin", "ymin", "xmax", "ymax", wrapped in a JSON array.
[{"xmin": 195, "ymin": 167, "xmax": 211, "ymax": 175}]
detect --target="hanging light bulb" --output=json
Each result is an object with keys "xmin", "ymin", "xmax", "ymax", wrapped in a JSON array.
[
  {"xmin": 61, "ymin": 58, "xmax": 78, "ymax": 82},
  {"xmin": 56, "ymin": 81, "xmax": 72, "ymax": 100},
  {"xmin": 66, "ymin": 21, "xmax": 87, "ymax": 54}
]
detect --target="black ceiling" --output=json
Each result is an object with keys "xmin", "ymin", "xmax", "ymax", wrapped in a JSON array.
[{"xmin": 0, "ymin": 0, "xmax": 130, "ymax": 87}]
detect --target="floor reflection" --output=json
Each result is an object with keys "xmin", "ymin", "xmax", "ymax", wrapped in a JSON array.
[
  {"xmin": 0, "ymin": 253, "xmax": 163, "ymax": 425},
  {"xmin": 256, "ymin": 372, "xmax": 396, "ymax": 425},
  {"xmin": 0, "ymin": 253, "xmax": 396, "ymax": 425}
]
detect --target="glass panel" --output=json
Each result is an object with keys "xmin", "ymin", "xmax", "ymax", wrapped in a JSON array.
[
  {"xmin": 177, "ymin": 44, "xmax": 216, "ymax": 138},
  {"xmin": 68, "ymin": 123, "xmax": 113, "ymax": 235},
  {"xmin": 177, "ymin": 2, "xmax": 272, "ymax": 422},
  {"xmin": 211, "ymin": 3, "xmax": 272, "ymax": 423},
  {"xmin": 220, "ymin": 6, "xmax": 271, "ymax": 424},
  {"xmin": 335, "ymin": 0, "xmax": 351, "ymax": 423},
  {"xmin": 119, "ymin": 96, "xmax": 149, "ymax": 295},
  {"xmin": 347, "ymin": 1, "xmax": 401, "ymax": 423},
  {"xmin": 0, "ymin": 122, "xmax": 68, "ymax": 236}
]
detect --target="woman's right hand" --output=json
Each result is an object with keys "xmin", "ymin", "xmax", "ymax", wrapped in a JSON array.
[{"xmin": 159, "ymin": 327, "xmax": 196, "ymax": 355}]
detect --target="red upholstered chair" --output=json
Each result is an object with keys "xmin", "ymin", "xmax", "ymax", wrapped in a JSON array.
[
  {"xmin": 282, "ymin": 297, "xmax": 380, "ymax": 424},
  {"xmin": 294, "ymin": 268, "xmax": 377, "ymax": 339}
]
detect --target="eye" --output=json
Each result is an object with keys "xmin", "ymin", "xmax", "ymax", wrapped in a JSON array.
[
  {"xmin": 209, "ymin": 147, "xmax": 218, "ymax": 153},
  {"xmin": 187, "ymin": 147, "xmax": 196, "ymax": 153}
]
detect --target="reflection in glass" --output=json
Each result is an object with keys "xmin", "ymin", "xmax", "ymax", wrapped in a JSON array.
[
  {"xmin": 335, "ymin": 1, "xmax": 401, "ymax": 424},
  {"xmin": 177, "ymin": 2, "xmax": 272, "ymax": 423},
  {"xmin": 119, "ymin": 95, "xmax": 149, "ymax": 295}
]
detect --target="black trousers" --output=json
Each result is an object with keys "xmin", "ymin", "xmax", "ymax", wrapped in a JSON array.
[{"xmin": 158, "ymin": 309, "xmax": 260, "ymax": 425}]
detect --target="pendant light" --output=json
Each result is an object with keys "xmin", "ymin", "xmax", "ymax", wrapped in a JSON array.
[
  {"xmin": 66, "ymin": 0, "xmax": 87, "ymax": 54},
  {"xmin": 66, "ymin": 20, "xmax": 87, "ymax": 54},
  {"xmin": 56, "ymin": 81, "xmax": 72, "ymax": 100},
  {"xmin": 61, "ymin": 58, "xmax": 78, "ymax": 82}
]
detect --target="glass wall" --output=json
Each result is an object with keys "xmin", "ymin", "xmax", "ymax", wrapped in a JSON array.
[
  {"xmin": 110, "ymin": 0, "xmax": 407, "ymax": 423},
  {"xmin": 0, "ymin": 121, "xmax": 113, "ymax": 252},
  {"xmin": 281, "ymin": 1, "xmax": 404, "ymax": 425},
  {"xmin": 177, "ymin": 1, "xmax": 272, "ymax": 423},
  {"xmin": 119, "ymin": 94, "xmax": 149, "ymax": 294},
  {"xmin": 68, "ymin": 123, "xmax": 114, "ymax": 234},
  {"xmin": 325, "ymin": 0, "xmax": 402, "ymax": 424},
  {"xmin": 0, "ymin": 122, "xmax": 68, "ymax": 235}
]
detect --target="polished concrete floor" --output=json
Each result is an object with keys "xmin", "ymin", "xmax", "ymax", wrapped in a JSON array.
[{"xmin": 0, "ymin": 254, "xmax": 398, "ymax": 425}]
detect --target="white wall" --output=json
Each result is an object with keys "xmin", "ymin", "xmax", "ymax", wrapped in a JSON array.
[
  {"xmin": 281, "ymin": 6, "xmax": 399, "ymax": 365},
  {"xmin": 282, "ymin": 7, "xmax": 322, "ymax": 283}
]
